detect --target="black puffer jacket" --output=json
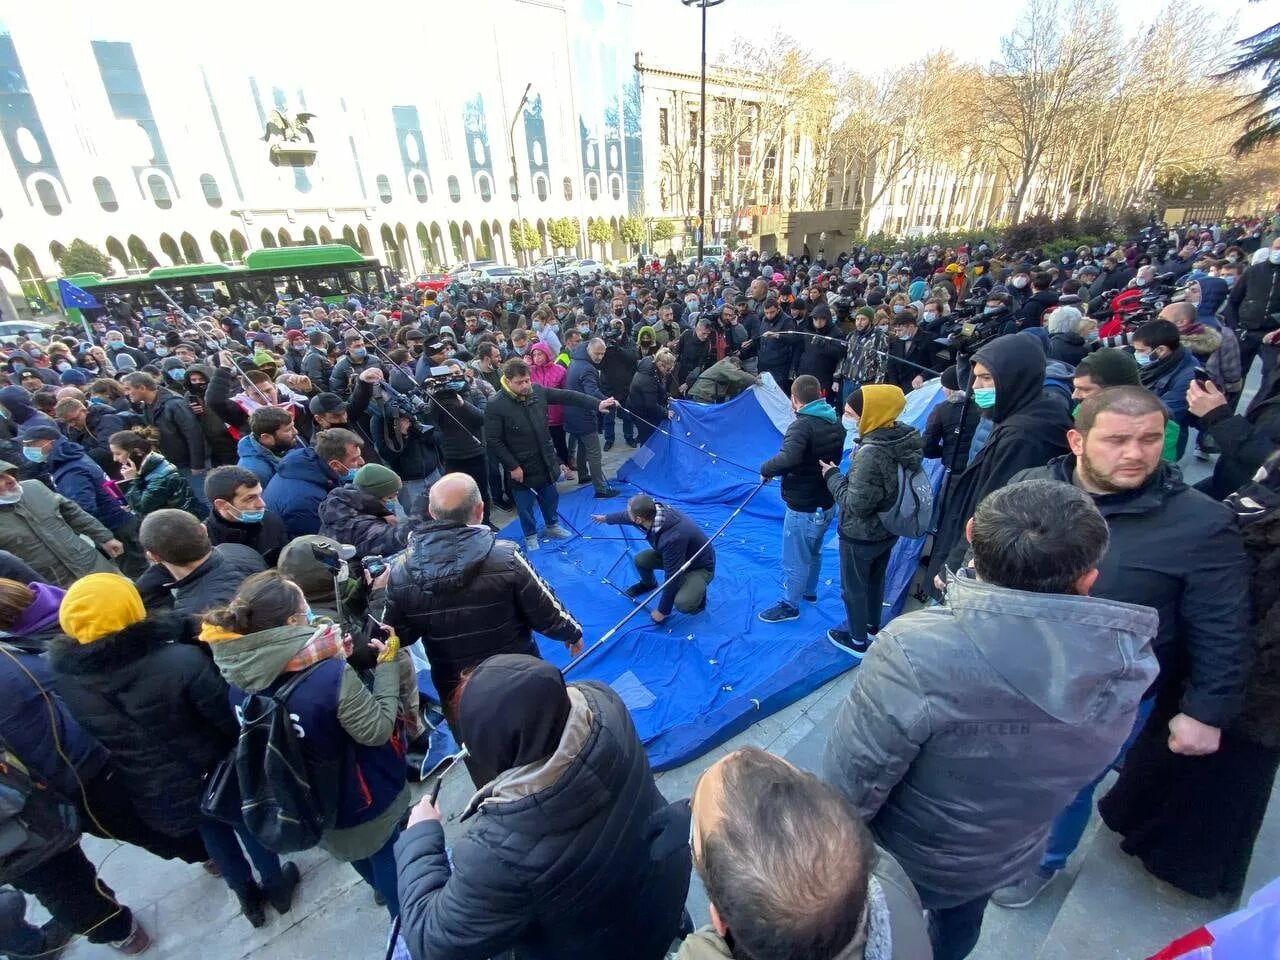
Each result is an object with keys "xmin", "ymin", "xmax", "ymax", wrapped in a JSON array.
[
  {"xmin": 49, "ymin": 617, "xmax": 236, "ymax": 836},
  {"xmin": 384, "ymin": 522, "xmax": 582, "ymax": 703},
  {"xmin": 427, "ymin": 392, "xmax": 486, "ymax": 462},
  {"xmin": 204, "ymin": 508, "xmax": 289, "ymax": 566},
  {"xmin": 318, "ymin": 486, "xmax": 409, "ymax": 560},
  {"xmin": 395, "ymin": 679, "xmax": 691, "ymax": 960},
  {"xmin": 793, "ymin": 320, "xmax": 847, "ymax": 390},
  {"xmin": 759, "ymin": 403, "xmax": 847, "ymax": 511},
  {"xmin": 627, "ymin": 357, "xmax": 670, "ymax": 430},
  {"xmin": 142, "ymin": 387, "xmax": 206, "ymax": 470},
  {"xmin": 485, "ymin": 385, "xmax": 599, "ymax": 489},
  {"xmin": 828, "ymin": 423, "xmax": 925, "ymax": 542},
  {"xmin": 137, "ymin": 544, "xmax": 267, "ymax": 621},
  {"xmin": 600, "ymin": 341, "xmax": 639, "ymax": 404}
]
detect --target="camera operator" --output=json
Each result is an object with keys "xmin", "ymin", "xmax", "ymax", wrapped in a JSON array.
[
  {"xmin": 359, "ymin": 367, "xmax": 441, "ymax": 514},
  {"xmin": 422, "ymin": 360, "xmax": 493, "ymax": 525}
]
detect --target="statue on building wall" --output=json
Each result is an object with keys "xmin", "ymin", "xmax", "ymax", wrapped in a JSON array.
[{"xmin": 260, "ymin": 109, "xmax": 316, "ymax": 144}]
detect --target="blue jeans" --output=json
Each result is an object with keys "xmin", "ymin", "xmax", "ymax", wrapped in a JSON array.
[
  {"xmin": 351, "ymin": 830, "xmax": 401, "ymax": 917},
  {"xmin": 511, "ymin": 483, "xmax": 560, "ymax": 537},
  {"xmin": 601, "ymin": 408, "xmax": 636, "ymax": 444},
  {"xmin": 398, "ymin": 470, "xmax": 439, "ymax": 518},
  {"xmin": 1041, "ymin": 696, "xmax": 1157, "ymax": 872},
  {"xmin": 781, "ymin": 506, "xmax": 834, "ymax": 606},
  {"xmin": 197, "ymin": 819, "xmax": 282, "ymax": 894}
]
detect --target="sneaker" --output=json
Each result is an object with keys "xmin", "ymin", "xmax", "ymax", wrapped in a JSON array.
[
  {"xmin": 263, "ymin": 861, "xmax": 301, "ymax": 914},
  {"xmin": 624, "ymin": 581, "xmax": 655, "ymax": 598},
  {"xmin": 524, "ymin": 535, "xmax": 541, "ymax": 552},
  {"xmin": 991, "ymin": 868, "xmax": 1057, "ymax": 908},
  {"xmin": 111, "ymin": 919, "xmax": 151, "ymax": 955},
  {"xmin": 802, "ymin": 594, "xmax": 818, "ymax": 603},
  {"xmin": 826, "ymin": 628, "xmax": 871, "ymax": 660},
  {"xmin": 543, "ymin": 525, "xmax": 572, "ymax": 540},
  {"xmin": 626, "ymin": 439, "xmax": 639, "ymax": 448},
  {"xmin": 758, "ymin": 601, "xmax": 800, "ymax": 623},
  {"xmin": 594, "ymin": 486, "xmax": 621, "ymax": 498}
]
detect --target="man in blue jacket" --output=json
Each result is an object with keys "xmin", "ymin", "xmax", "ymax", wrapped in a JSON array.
[
  {"xmin": 236, "ymin": 406, "xmax": 301, "ymax": 486},
  {"xmin": 592, "ymin": 493, "xmax": 715, "ymax": 621},
  {"xmin": 263, "ymin": 427, "xmax": 364, "ymax": 538}
]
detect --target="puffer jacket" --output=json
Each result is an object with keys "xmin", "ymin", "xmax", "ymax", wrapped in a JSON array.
[
  {"xmin": 169, "ymin": 545, "xmax": 266, "ymax": 621},
  {"xmin": 124, "ymin": 453, "xmax": 202, "ymax": 518},
  {"xmin": 828, "ymin": 424, "xmax": 924, "ymax": 542},
  {"xmin": 383, "ymin": 522, "xmax": 582, "ymax": 704},
  {"xmin": 628, "ymin": 357, "xmax": 670, "ymax": 430},
  {"xmin": 563, "ymin": 344, "xmax": 607, "ymax": 435},
  {"xmin": 263, "ymin": 446, "xmax": 343, "ymax": 538},
  {"xmin": 236, "ymin": 434, "xmax": 287, "ymax": 486},
  {"xmin": 0, "ymin": 480, "xmax": 117, "ymax": 586},
  {"xmin": 395, "ymin": 679, "xmax": 691, "ymax": 960},
  {"xmin": 49, "ymin": 616, "xmax": 236, "ymax": 837},
  {"xmin": 600, "ymin": 339, "xmax": 639, "ymax": 404},
  {"xmin": 527, "ymin": 344, "xmax": 566, "ymax": 427},
  {"xmin": 760, "ymin": 400, "xmax": 847, "ymax": 511},
  {"xmin": 318, "ymin": 486, "xmax": 409, "ymax": 560},
  {"xmin": 823, "ymin": 570, "xmax": 1159, "ymax": 907}
]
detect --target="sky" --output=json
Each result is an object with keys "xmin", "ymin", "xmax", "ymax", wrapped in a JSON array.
[{"xmin": 634, "ymin": 0, "xmax": 1279, "ymax": 75}]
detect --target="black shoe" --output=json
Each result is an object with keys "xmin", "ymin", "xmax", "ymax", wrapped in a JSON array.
[
  {"xmin": 39, "ymin": 920, "xmax": 74, "ymax": 959},
  {"xmin": 578, "ymin": 474, "xmax": 594, "ymax": 486},
  {"xmin": 625, "ymin": 438, "xmax": 639, "ymax": 448},
  {"xmin": 604, "ymin": 440, "xmax": 615, "ymax": 451},
  {"xmin": 624, "ymin": 581, "xmax": 655, "ymax": 598},
  {"xmin": 826, "ymin": 628, "xmax": 871, "ymax": 660},
  {"xmin": 802, "ymin": 594, "xmax": 818, "ymax": 603},
  {"xmin": 263, "ymin": 861, "xmax": 301, "ymax": 914},
  {"xmin": 594, "ymin": 486, "xmax": 621, "ymax": 498},
  {"xmin": 235, "ymin": 883, "xmax": 267, "ymax": 928}
]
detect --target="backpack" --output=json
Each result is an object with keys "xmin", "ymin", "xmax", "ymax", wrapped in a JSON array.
[
  {"xmin": 878, "ymin": 462, "xmax": 934, "ymax": 539},
  {"xmin": 0, "ymin": 745, "xmax": 80, "ymax": 882},
  {"xmin": 203, "ymin": 662, "xmax": 340, "ymax": 854}
]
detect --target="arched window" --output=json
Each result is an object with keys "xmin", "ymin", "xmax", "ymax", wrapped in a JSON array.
[
  {"xmin": 610, "ymin": 176, "xmax": 622, "ymax": 201},
  {"xmin": 535, "ymin": 176, "xmax": 549, "ymax": 202},
  {"xmin": 563, "ymin": 177, "xmax": 574, "ymax": 201},
  {"xmin": 93, "ymin": 177, "xmax": 118, "ymax": 213},
  {"xmin": 34, "ymin": 180, "xmax": 61, "ymax": 215},
  {"xmin": 447, "ymin": 176, "xmax": 462, "ymax": 203},
  {"xmin": 587, "ymin": 176, "xmax": 599, "ymax": 201},
  {"xmin": 147, "ymin": 174, "xmax": 172, "ymax": 210},
  {"xmin": 477, "ymin": 175, "xmax": 492, "ymax": 203},
  {"xmin": 200, "ymin": 174, "xmax": 222, "ymax": 208},
  {"xmin": 376, "ymin": 175, "xmax": 393, "ymax": 204},
  {"xmin": 412, "ymin": 175, "xmax": 428, "ymax": 203}
]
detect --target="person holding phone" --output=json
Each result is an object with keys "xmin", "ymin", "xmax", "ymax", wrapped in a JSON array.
[{"xmin": 109, "ymin": 429, "xmax": 204, "ymax": 519}]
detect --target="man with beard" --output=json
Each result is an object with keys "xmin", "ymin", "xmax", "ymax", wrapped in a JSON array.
[{"xmin": 992, "ymin": 386, "xmax": 1249, "ymax": 908}]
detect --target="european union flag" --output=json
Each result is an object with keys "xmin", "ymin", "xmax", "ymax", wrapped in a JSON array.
[{"xmin": 56, "ymin": 278, "xmax": 100, "ymax": 310}]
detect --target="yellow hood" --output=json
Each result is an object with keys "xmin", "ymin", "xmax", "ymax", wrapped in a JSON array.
[{"xmin": 857, "ymin": 384, "xmax": 906, "ymax": 436}]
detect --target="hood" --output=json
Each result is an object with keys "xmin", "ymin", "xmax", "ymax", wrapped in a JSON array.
[
  {"xmin": 1018, "ymin": 327, "xmax": 1050, "ymax": 353},
  {"xmin": 973, "ymin": 334, "xmax": 1048, "ymax": 423},
  {"xmin": 635, "ymin": 324, "xmax": 657, "ymax": 344},
  {"xmin": 202, "ymin": 623, "xmax": 315, "ymax": 693},
  {"xmin": 858, "ymin": 384, "xmax": 906, "ymax": 435},
  {"xmin": 0, "ymin": 386, "xmax": 37, "ymax": 423},
  {"xmin": 184, "ymin": 363, "xmax": 214, "ymax": 388},
  {"xmin": 943, "ymin": 569, "xmax": 1157, "ymax": 723},
  {"xmin": 49, "ymin": 615, "xmax": 193, "ymax": 676},
  {"xmin": 528, "ymin": 341, "xmax": 555, "ymax": 363},
  {"xmin": 4, "ymin": 582, "xmax": 65, "ymax": 638},
  {"xmin": 798, "ymin": 397, "xmax": 838, "ymax": 423},
  {"xmin": 401, "ymin": 521, "xmax": 496, "ymax": 589},
  {"xmin": 236, "ymin": 433, "xmax": 280, "ymax": 462},
  {"xmin": 570, "ymin": 342, "xmax": 595, "ymax": 363},
  {"xmin": 48, "ymin": 436, "xmax": 90, "ymax": 467},
  {"xmin": 1181, "ymin": 325, "xmax": 1222, "ymax": 358}
]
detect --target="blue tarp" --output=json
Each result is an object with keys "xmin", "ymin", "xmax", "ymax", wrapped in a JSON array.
[{"xmin": 425, "ymin": 380, "xmax": 945, "ymax": 771}]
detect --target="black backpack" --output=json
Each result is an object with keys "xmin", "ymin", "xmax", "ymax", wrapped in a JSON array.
[
  {"xmin": 0, "ymin": 745, "xmax": 80, "ymax": 882},
  {"xmin": 203, "ymin": 663, "xmax": 341, "ymax": 854}
]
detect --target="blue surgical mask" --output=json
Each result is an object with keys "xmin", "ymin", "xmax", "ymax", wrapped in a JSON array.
[
  {"xmin": 841, "ymin": 414, "xmax": 858, "ymax": 433},
  {"xmin": 236, "ymin": 507, "xmax": 266, "ymax": 524},
  {"xmin": 155, "ymin": 347, "xmax": 169, "ymax": 357},
  {"xmin": 972, "ymin": 387, "xmax": 997, "ymax": 409},
  {"xmin": 892, "ymin": 305, "xmax": 904, "ymax": 315},
  {"xmin": 343, "ymin": 467, "xmax": 358, "ymax": 482},
  {"xmin": 350, "ymin": 347, "xmax": 367, "ymax": 361},
  {"xmin": 983, "ymin": 306, "xmax": 999, "ymax": 315},
  {"xmin": 447, "ymin": 379, "xmax": 467, "ymax": 391},
  {"xmin": 897, "ymin": 334, "xmax": 912, "ymax": 342},
  {"xmin": 21, "ymin": 446, "xmax": 46, "ymax": 463},
  {"xmin": 167, "ymin": 369, "xmax": 185, "ymax": 383},
  {"xmin": 1134, "ymin": 351, "xmax": 1153, "ymax": 366},
  {"xmin": 578, "ymin": 325, "xmax": 591, "ymax": 335},
  {"xmin": 1085, "ymin": 330, "xmax": 1100, "ymax": 343},
  {"xmin": 304, "ymin": 604, "xmax": 315, "ymax": 625}
]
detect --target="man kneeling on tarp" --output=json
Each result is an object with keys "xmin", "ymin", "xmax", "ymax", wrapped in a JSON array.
[{"xmin": 592, "ymin": 493, "xmax": 716, "ymax": 622}]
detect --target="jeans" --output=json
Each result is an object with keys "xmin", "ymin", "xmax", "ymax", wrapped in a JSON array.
[
  {"xmin": 11, "ymin": 843, "xmax": 133, "ymax": 944},
  {"xmin": 837, "ymin": 537, "xmax": 895, "ymax": 638},
  {"xmin": 781, "ymin": 506, "xmax": 834, "ymax": 606},
  {"xmin": 634, "ymin": 549, "xmax": 713, "ymax": 613},
  {"xmin": 351, "ymin": 831, "xmax": 401, "ymax": 917},
  {"xmin": 446, "ymin": 454, "xmax": 491, "ymax": 523},
  {"xmin": 398, "ymin": 470, "xmax": 440, "ymax": 518},
  {"xmin": 511, "ymin": 483, "xmax": 560, "ymax": 537},
  {"xmin": 486, "ymin": 454, "xmax": 510, "ymax": 505},
  {"xmin": 601, "ymin": 408, "xmax": 636, "ymax": 444},
  {"xmin": 197, "ymin": 819, "xmax": 283, "ymax": 894},
  {"xmin": 1040, "ymin": 696, "xmax": 1157, "ymax": 872},
  {"xmin": 916, "ymin": 887, "xmax": 990, "ymax": 960},
  {"xmin": 571, "ymin": 430, "xmax": 608, "ymax": 493}
]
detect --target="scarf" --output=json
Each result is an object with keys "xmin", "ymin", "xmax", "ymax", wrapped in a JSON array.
[{"xmin": 199, "ymin": 620, "xmax": 350, "ymax": 672}]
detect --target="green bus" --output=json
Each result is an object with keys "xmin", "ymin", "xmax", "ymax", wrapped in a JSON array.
[{"xmin": 65, "ymin": 245, "xmax": 385, "ymax": 316}]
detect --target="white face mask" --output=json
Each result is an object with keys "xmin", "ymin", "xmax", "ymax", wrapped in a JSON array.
[
  {"xmin": 1012, "ymin": 276, "xmax": 1029, "ymax": 289},
  {"xmin": 841, "ymin": 414, "xmax": 858, "ymax": 433},
  {"xmin": 0, "ymin": 488, "xmax": 22, "ymax": 505},
  {"xmin": 1270, "ymin": 250, "xmax": 1280, "ymax": 266}
]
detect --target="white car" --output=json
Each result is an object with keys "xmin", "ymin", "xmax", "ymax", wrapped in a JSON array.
[
  {"xmin": 447, "ymin": 260, "xmax": 498, "ymax": 285},
  {"xmin": 571, "ymin": 258, "xmax": 606, "ymax": 278},
  {"xmin": 473, "ymin": 265, "xmax": 529, "ymax": 284},
  {"xmin": 0, "ymin": 320, "xmax": 55, "ymax": 346}
]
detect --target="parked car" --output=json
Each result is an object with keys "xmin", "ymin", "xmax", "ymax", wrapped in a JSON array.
[
  {"xmin": 447, "ymin": 261, "xmax": 498, "ymax": 285},
  {"xmin": 471, "ymin": 264, "xmax": 528, "ymax": 284},
  {"xmin": 531, "ymin": 256, "xmax": 575, "ymax": 275},
  {"xmin": 412, "ymin": 272, "xmax": 451, "ymax": 292},
  {"xmin": 0, "ymin": 320, "xmax": 55, "ymax": 346},
  {"xmin": 571, "ymin": 258, "xmax": 606, "ymax": 278}
]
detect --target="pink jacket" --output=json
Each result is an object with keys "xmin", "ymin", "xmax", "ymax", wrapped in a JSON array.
[{"xmin": 528, "ymin": 342, "xmax": 566, "ymax": 426}]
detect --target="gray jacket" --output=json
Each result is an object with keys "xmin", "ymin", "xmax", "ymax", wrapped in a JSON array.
[
  {"xmin": 0, "ymin": 480, "xmax": 118, "ymax": 587},
  {"xmin": 823, "ymin": 570, "xmax": 1159, "ymax": 907},
  {"xmin": 828, "ymin": 424, "xmax": 924, "ymax": 542}
]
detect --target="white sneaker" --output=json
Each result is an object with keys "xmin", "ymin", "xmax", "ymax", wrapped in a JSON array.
[
  {"xmin": 543, "ymin": 525, "xmax": 572, "ymax": 540},
  {"xmin": 524, "ymin": 535, "xmax": 541, "ymax": 552}
]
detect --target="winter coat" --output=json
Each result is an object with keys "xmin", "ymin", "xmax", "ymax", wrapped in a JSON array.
[
  {"xmin": 601, "ymin": 505, "xmax": 714, "ymax": 616},
  {"xmin": 263, "ymin": 446, "xmax": 343, "ymax": 538},
  {"xmin": 384, "ymin": 522, "xmax": 582, "ymax": 703},
  {"xmin": 1234, "ymin": 514, "xmax": 1280, "ymax": 748},
  {"xmin": 1012, "ymin": 457, "xmax": 1249, "ymax": 728},
  {"xmin": 427, "ymin": 392, "xmax": 486, "ymax": 463},
  {"xmin": 1014, "ymin": 289, "xmax": 1059, "ymax": 329},
  {"xmin": 124, "ymin": 453, "xmax": 201, "ymax": 518},
  {"xmin": 674, "ymin": 329, "xmax": 712, "ymax": 387},
  {"xmin": 687, "ymin": 359, "xmax": 756, "ymax": 403},
  {"xmin": 563, "ymin": 344, "xmax": 607, "ymax": 435},
  {"xmin": 141, "ymin": 387, "xmax": 206, "ymax": 470},
  {"xmin": 167, "ymin": 545, "xmax": 267, "ymax": 622},
  {"xmin": 1047, "ymin": 332, "xmax": 1089, "ymax": 367},
  {"xmin": 884, "ymin": 332, "xmax": 936, "ymax": 393},
  {"xmin": 47, "ymin": 437, "xmax": 130, "ymax": 531},
  {"xmin": 302, "ymin": 347, "xmax": 334, "ymax": 392},
  {"xmin": 840, "ymin": 328, "xmax": 889, "ymax": 386},
  {"xmin": 66, "ymin": 404, "xmax": 127, "ymax": 469},
  {"xmin": 1138, "ymin": 345, "xmax": 1199, "ymax": 426},
  {"xmin": 600, "ymin": 341, "xmax": 639, "ymax": 405},
  {"xmin": 329, "ymin": 354, "xmax": 381, "ymax": 397},
  {"xmin": 49, "ymin": 616, "xmax": 236, "ymax": 836},
  {"xmin": 823, "ymin": 570, "xmax": 1159, "ymax": 906},
  {"xmin": 395, "ymin": 679, "xmax": 690, "ymax": 960},
  {"xmin": 1200, "ymin": 372, "xmax": 1280, "ymax": 500},
  {"xmin": 921, "ymin": 394, "xmax": 979, "ymax": 469},
  {"xmin": 795, "ymin": 321, "xmax": 848, "ymax": 391},
  {"xmin": 828, "ymin": 424, "xmax": 924, "ymax": 543},
  {"xmin": 485, "ymin": 384, "xmax": 599, "ymax": 490},
  {"xmin": 192, "ymin": 365, "xmax": 244, "ymax": 466},
  {"xmin": 760, "ymin": 400, "xmax": 847, "ymax": 512},
  {"xmin": 527, "ymin": 345, "xmax": 566, "ymax": 427},
  {"xmin": 1195, "ymin": 275, "xmax": 1230, "ymax": 326},
  {"xmin": 0, "ymin": 480, "xmax": 117, "ymax": 586},
  {"xmin": 204, "ymin": 507, "xmax": 288, "ymax": 567},
  {"xmin": 235, "ymin": 434, "xmax": 288, "ymax": 487},
  {"xmin": 627, "ymin": 357, "xmax": 670, "ymax": 431},
  {"xmin": 753, "ymin": 313, "xmax": 800, "ymax": 378},
  {"xmin": 318, "ymin": 486, "xmax": 409, "ymax": 560},
  {"xmin": 1223, "ymin": 260, "xmax": 1280, "ymax": 331}
]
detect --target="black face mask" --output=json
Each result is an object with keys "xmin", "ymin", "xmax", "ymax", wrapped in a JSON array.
[{"xmin": 188, "ymin": 381, "xmax": 207, "ymax": 395}]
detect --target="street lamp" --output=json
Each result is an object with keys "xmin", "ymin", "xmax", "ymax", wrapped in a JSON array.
[
  {"xmin": 682, "ymin": 0, "xmax": 724, "ymax": 267},
  {"xmin": 509, "ymin": 82, "xmax": 533, "ymax": 267}
]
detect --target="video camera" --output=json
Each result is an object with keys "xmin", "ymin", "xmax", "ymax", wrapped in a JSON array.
[{"xmin": 310, "ymin": 541, "xmax": 389, "ymax": 584}]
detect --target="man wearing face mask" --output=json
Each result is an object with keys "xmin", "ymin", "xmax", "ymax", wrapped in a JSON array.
[
  {"xmin": 1223, "ymin": 236, "xmax": 1280, "ymax": 384},
  {"xmin": 1131, "ymin": 318, "xmax": 1199, "ymax": 458},
  {"xmin": 101, "ymin": 332, "xmax": 146, "ymax": 368},
  {"xmin": 329, "ymin": 332, "xmax": 381, "ymax": 398},
  {"xmin": 885, "ymin": 309, "xmax": 936, "ymax": 393},
  {"xmin": 263, "ymin": 427, "xmax": 365, "ymax": 538},
  {"xmin": 203, "ymin": 465, "xmax": 287, "ymax": 565}
]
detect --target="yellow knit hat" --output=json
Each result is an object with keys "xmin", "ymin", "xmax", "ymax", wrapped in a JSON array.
[{"xmin": 59, "ymin": 573, "xmax": 146, "ymax": 644}]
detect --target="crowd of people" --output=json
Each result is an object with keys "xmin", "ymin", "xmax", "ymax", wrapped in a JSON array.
[{"xmin": 0, "ymin": 210, "xmax": 1276, "ymax": 959}]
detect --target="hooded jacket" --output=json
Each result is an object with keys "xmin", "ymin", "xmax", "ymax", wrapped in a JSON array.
[
  {"xmin": 124, "ymin": 452, "xmax": 202, "ymax": 518},
  {"xmin": 563, "ymin": 344, "xmax": 607, "ymax": 435},
  {"xmin": 840, "ymin": 327, "xmax": 889, "ymax": 386},
  {"xmin": 827, "ymin": 387, "xmax": 925, "ymax": 542},
  {"xmin": 795, "ymin": 318, "xmax": 848, "ymax": 389},
  {"xmin": 235, "ymin": 433, "xmax": 289, "ymax": 486},
  {"xmin": 318, "ymin": 485, "xmax": 409, "ymax": 560},
  {"xmin": 823, "ymin": 570, "xmax": 1160, "ymax": 906},
  {"xmin": 526, "ymin": 344, "xmax": 566, "ymax": 427},
  {"xmin": 0, "ymin": 387, "xmax": 56, "ymax": 430},
  {"xmin": 394, "ymin": 675, "xmax": 690, "ymax": 960},
  {"xmin": 186, "ymin": 364, "xmax": 238, "ymax": 467},
  {"xmin": 383, "ymin": 522, "xmax": 582, "ymax": 702},
  {"xmin": 65, "ymin": 403, "xmax": 127, "ymax": 470},
  {"xmin": 263, "ymin": 446, "xmax": 343, "ymax": 538},
  {"xmin": 687, "ymin": 358, "xmax": 756, "ymax": 403},
  {"xmin": 1223, "ymin": 259, "xmax": 1280, "ymax": 331},
  {"xmin": 47, "ymin": 436, "xmax": 130, "ymax": 530},
  {"xmin": 140, "ymin": 386, "xmax": 206, "ymax": 470},
  {"xmin": 760, "ymin": 399, "xmax": 847, "ymax": 512},
  {"xmin": 600, "ymin": 338, "xmax": 639, "ymax": 405},
  {"xmin": 753, "ymin": 311, "xmax": 800, "ymax": 377},
  {"xmin": 0, "ymin": 479, "xmax": 117, "ymax": 586}
]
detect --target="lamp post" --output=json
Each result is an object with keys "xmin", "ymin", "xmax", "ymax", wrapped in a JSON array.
[
  {"xmin": 682, "ymin": 0, "xmax": 724, "ymax": 267},
  {"xmin": 509, "ymin": 82, "xmax": 533, "ymax": 267}
]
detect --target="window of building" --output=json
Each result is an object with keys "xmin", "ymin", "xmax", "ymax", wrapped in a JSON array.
[
  {"xmin": 825, "ymin": 187, "xmax": 834, "ymax": 207},
  {"xmin": 200, "ymin": 173, "xmax": 222, "ymax": 208},
  {"xmin": 659, "ymin": 108, "xmax": 669, "ymax": 146},
  {"xmin": 147, "ymin": 174, "xmax": 172, "ymax": 210},
  {"xmin": 535, "ymin": 176, "xmax": 549, "ymax": 202},
  {"xmin": 376, "ymin": 175, "xmax": 393, "ymax": 204},
  {"xmin": 413, "ymin": 176, "xmax": 428, "ymax": 203},
  {"xmin": 510, "ymin": 176, "xmax": 519, "ymax": 201},
  {"xmin": 563, "ymin": 177, "xmax": 573, "ymax": 201},
  {"xmin": 478, "ymin": 174, "xmax": 492, "ymax": 202},
  {"xmin": 587, "ymin": 176, "xmax": 599, "ymax": 201},
  {"xmin": 688, "ymin": 111, "xmax": 699, "ymax": 144},
  {"xmin": 93, "ymin": 176, "xmax": 118, "ymax": 212},
  {"xmin": 34, "ymin": 179, "xmax": 61, "ymax": 215},
  {"xmin": 448, "ymin": 176, "xmax": 462, "ymax": 202},
  {"xmin": 610, "ymin": 177, "xmax": 621, "ymax": 201}
]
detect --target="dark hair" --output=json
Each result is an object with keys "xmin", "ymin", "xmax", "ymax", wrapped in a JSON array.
[
  {"xmin": 308, "ymin": 331, "xmax": 327, "ymax": 347},
  {"xmin": 108, "ymin": 429, "xmax": 154, "ymax": 459},
  {"xmin": 502, "ymin": 357, "xmax": 530, "ymax": 380},
  {"xmin": 985, "ymin": 291, "xmax": 1011, "ymax": 307},
  {"xmin": 696, "ymin": 748, "xmax": 870, "ymax": 960},
  {"xmin": 846, "ymin": 387, "xmax": 865, "ymax": 416},
  {"xmin": 1075, "ymin": 385, "xmax": 1167, "ymax": 433},
  {"xmin": 314, "ymin": 427, "xmax": 363, "ymax": 464},
  {"xmin": 627, "ymin": 493, "xmax": 657, "ymax": 523},
  {"xmin": 791, "ymin": 374, "xmax": 821, "ymax": 405},
  {"xmin": 205, "ymin": 465, "xmax": 261, "ymax": 505},
  {"xmin": 1132, "ymin": 319, "xmax": 1180, "ymax": 351},
  {"xmin": 969, "ymin": 480, "xmax": 1109, "ymax": 594},
  {"xmin": 139, "ymin": 508, "xmax": 212, "ymax": 565},
  {"xmin": 0, "ymin": 579, "xmax": 35, "ymax": 631},
  {"xmin": 203, "ymin": 570, "xmax": 302, "ymax": 634},
  {"xmin": 1030, "ymin": 270, "xmax": 1052, "ymax": 291},
  {"xmin": 249, "ymin": 405, "xmax": 293, "ymax": 440}
]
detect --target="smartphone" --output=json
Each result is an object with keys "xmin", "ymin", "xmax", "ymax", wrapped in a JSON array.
[{"xmin": 1193, "ymin": 368, "xmax": 1210, "ymax": 386}]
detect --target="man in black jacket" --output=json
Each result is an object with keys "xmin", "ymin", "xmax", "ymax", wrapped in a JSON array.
[
  {"xmin": 1014, "ymin": 270, "xmax": 1059, "ymax": 331},
  {"xmin": 485, "ymin": 357, "xmax": 616, "ymax": 551},
  {"xmin": 884, "ymin": 310, "xmax": 936, "ymax": 393},
  {"xmin": 121, "ymin": 371, "xmax": 207, "ymax": 499},
  {"xmin": 135, "ymin": 509, "xmax": 265, "ymax": 620},
  {"xmin": 1223, "ymin": 236, "xmax": 1280, "ymax": 382},
  {"xmin": 592, "ymin": 493, "xmax": 715, "ymax": 621},
  {"xmin": 752, "ymin": 296, "xmax": 799, "ymax": 391},
  {"xmin": 203, "ymin": 465, "xmax": 288, "ymax": 566},
  {"xmin": 757, "ymin": 375, "xmax": 846, "ymax": 623},
  {"xmin": 1188, "ymin": 362, "xmax": 1280, "ymax": 499},
  {"xmin": 993, "ymin": 386, "xmax": 1249, "ymax": 908}
]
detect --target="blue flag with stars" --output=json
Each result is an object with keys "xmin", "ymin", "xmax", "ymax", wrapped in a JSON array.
[{"xmin": 56, "ymin": 278, "xmax": 100, "ymax": 310}]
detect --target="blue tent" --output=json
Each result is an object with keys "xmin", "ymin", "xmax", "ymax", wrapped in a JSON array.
[{"xmin": 427, "ymin": 380, "xmax": 944, "ymax": 771}]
